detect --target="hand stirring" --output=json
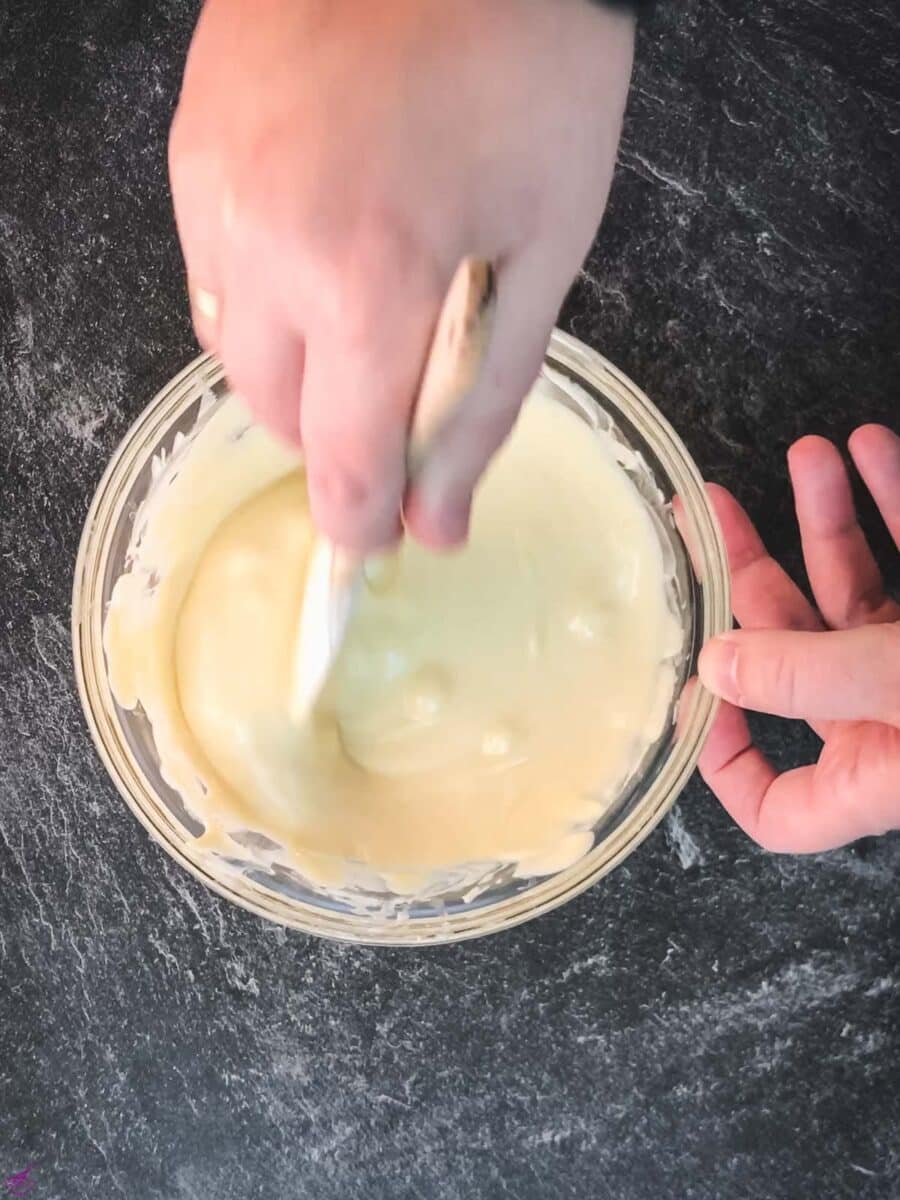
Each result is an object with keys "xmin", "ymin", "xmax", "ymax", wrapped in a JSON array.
[{"xmin": 290, "ymin": 257, "xmax": 497, "ymax": 723}]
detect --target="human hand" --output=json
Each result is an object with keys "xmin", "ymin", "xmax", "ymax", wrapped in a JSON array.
[
  {"xmin": 697, "ymin": 425, "xmax": 900, "ymax": 852},
  {"xmin": 169, "ymin": 0, "xmax": 634, "ymax": 552}
]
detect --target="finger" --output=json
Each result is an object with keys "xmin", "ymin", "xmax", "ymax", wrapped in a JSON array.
[
  {"xmin": 788, "ymin": 435, "xmax": 899, "ymax": 628},
  {"xmin": 404, "ymin": 249, "xmax": 564, "ymax": 548},
  {"xmin": 698, "ymin": 699, "xmax": 783, "ymax": 846},
  {"xmin": 299, "ymin": 250, "xmax": 445, "ymax": 552},
  {"xmin": 699, "ymin": 701, "xmax": 898, "ymax": 852},
  {"xmin": 699, "ymin": 625, "xmax": 900, "ymax": 726},
  {"xmin": 218, "ymin": 243, "xmax": 307, "ymax": 446},
  {"xmin": 849, "ymin": 423, "xmax": 900, "ymax": 552},
  {"xmin": 705, "ymin": 484, "xmax": 823, "ymax": 632},
  {"xmin": 702, "ymin": 485, "xmax": 829, "ymax": 740},
  {"xmin": 218, "ymin": 267, "xmax": 306, "ymax": 446},
  {"xmin": 168, "ymin": 120, "xmax": 225, "ymax": 351}
]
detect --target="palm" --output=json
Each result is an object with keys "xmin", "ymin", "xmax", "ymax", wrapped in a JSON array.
[{"xmin": 697, "ymin": 424, "xmax": 900, "ymax": 852}]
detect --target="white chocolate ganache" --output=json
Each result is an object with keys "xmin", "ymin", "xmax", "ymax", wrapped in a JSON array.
[{"xmin": 105, "ymin": 370, "xmax": 685, "ymax": 896}]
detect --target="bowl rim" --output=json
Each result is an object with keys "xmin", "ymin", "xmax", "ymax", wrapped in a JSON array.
[{"xmin": 72, "ymin": 333, "xmax": 730, "ymax": 946}]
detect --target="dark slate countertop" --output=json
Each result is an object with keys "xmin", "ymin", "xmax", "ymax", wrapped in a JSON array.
[{"xmin": 1, "ymin": 3, "xmax": 898, "ymax": 1198}]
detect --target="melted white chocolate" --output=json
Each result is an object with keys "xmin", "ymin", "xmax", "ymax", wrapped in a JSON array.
[{"xmin": 105, "ymin": 376, "xmax": 683, "ymax": 895}]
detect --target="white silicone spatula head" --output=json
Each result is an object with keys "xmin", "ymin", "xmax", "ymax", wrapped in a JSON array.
[{"xmin": 290, "ymin": 258, "xmax": 496, "ymax": 724}]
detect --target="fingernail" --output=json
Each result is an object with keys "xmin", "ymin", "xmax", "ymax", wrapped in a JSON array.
[{"xmin": 698, "ymin": 634, "xmax": 739, "ymax": 702}]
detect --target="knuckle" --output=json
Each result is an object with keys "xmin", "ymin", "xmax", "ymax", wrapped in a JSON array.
[
  {"xmin": 350, "ymin": 205, "xmax": 420, "ymax": 278},
  {"xmin": 309, "ymin": 458, "xmax": 375, "ymax": 515},
  {"xmin": 724, "ymin": 779, "xmax": 783, "ymax": 852},
  {"xmin": 732, "ymin": 643, "xmax": 799, "ymax": 714},
  {"xmin": 307, "ymin": 455, "xmax": 400, "ymax": 551},
  {"xmin": 878, "ymin": 622, "xmax": 900, "ymax": 724},
  {"xmin": 769, "ymin": 651, "xmax": 800, "ymax": 714},
  {"xmin": 336, "ymin": 217, "xmax": 432, "ymax": 348},
  {"xmin": 305, "ymin": 445, "xmax": 398, "ymax": 539},
  {"xmin": 726, "ymin": 650, "xmax": 749, "ymax": 706}
]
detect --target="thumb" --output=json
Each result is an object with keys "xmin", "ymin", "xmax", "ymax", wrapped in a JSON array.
[{"xmin": 699, "ymin": 624, "xmax": 900, "ymax": 725}]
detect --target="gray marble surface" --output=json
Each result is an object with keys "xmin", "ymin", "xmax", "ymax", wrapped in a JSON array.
[{"xmin": 1, "ymin": 2, "xmax": 898, "ymax": 1197}]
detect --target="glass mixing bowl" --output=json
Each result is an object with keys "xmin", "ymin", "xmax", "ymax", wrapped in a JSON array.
[{"xmin": 72, "ymin": 331, "xmax": 730, "ymax": 945}]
